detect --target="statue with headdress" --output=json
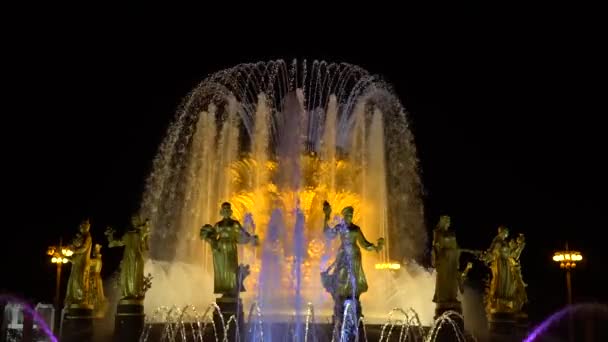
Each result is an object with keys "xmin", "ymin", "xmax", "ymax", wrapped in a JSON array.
[
  {"xmin": 321, "ymin": 202, "xmax": 384, "ymax": 321},
  {"xmin": 65, "ymin": 219, "xmax": 93, "ymax": 307},
  {"xmin": 105, "ymin": 215, "xmax": 151, "ymax": 302}
]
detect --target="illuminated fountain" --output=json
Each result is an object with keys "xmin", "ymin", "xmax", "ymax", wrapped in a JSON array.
[{"xmin": 138, "ymin": 60, "xmax": 435, "ymax": 326}]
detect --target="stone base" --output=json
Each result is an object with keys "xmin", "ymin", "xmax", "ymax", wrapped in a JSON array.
[
  {"xmin": 488, "ymin": 311, "xmax": 517, "ymax": 336},
  {"xmin": 114, "ymin": 300, "xmax": 145, "ymax": 342},
  {"xmin": 433, "ymin": 302, "xmax": 465, "ymax": 342},
  {"xmin": 61, "ymin": 305, "xmax": 94, "ymax": 342},
  {"xmin": 214, "ymin": 296, "xmax": 244, "ymax": 342}
]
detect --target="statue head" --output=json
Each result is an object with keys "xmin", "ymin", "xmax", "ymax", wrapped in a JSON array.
[
  {"xmin": 79, "ymin": 219, "xmax": 91, "ymax": 233},
  {"xmin": 341, "ymin": 206, "xmax": 354, "ymax": 224},
  {"xmin": 130, "ymin": 214, "xmax": 142, "ymax": 228},
  {"xmin": 497, "ymin": 225, "xmax": 509, "ymax": 239},
  {"xmin": 516, "ymin": 233, "xmax": 525, "ymax": 244},
  {"xmin": 220, "ymin": 202, "xmax": 233, "ymax": 219},
  {"xmin": 93, "ymin": 244, "xmax": 102, "ymax": 256},
  {"xmin": 436, "ymin": 215, "xmax": 451, "ymax": 230}
]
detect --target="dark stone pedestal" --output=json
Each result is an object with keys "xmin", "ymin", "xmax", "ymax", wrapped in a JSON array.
[
  {"xmin": 433, "ymin": 302, "xmax": 465, "ymax": 342},
  {"xmin": 488, "ymin": 312, "xmax": 516, "ymax": 335},
  {"xmin": 214, "ymin": 297, "xmax": 244, "ymax": 342},
  {"xmin": 61, "ymin": 305, "xmax": 94, "ymax": 342},
  {"xmin": 515, "ymin": 313, "xmax": 529, "ymax": 331},
  {"xmin": 114, "ymin": 300, "xmax": 145, "ymax": 342},
  {"xmin": 488, "ymin": 312, "xmax": 530, "ymax": 342}
]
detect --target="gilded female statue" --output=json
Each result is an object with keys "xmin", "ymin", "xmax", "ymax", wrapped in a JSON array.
[
  {"xmin": 65, "ymin": 219, "xmax": 92, "ymax": 307},
  {"xmin": 432, "ymin": 215, "xmax": 475, "ymax": 306},
  {"xmin": 200, "ymin": 202, "xmax": 259, "ymax": 296},
  {"xmin": 105, "ymin": 215, "xmax": 150, "ymax": 300},
  {"xmin": 88, "ymin": 244, "xmax": 107, "ymax": 317},
  {"xmin": 321, "ymin": 202, "xmax": 384, "ymax": 305},
  {"xmin": 481, "ymin": 225, "xmax": 517, "ymax": 313}
]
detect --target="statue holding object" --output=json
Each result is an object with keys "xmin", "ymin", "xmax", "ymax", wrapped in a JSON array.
[
  {"xmin": 105, "ymin": 215, "xmax": 152, "ymax": 303},
  {"xmin": 200, "ymin": 202, "xmax": 259, "ymax": 297},
  {"xmin": 431, "ymin": 215, "xmax": 478, "ymax": 317},
  {"xmin": 320, "ymin": 201, "xmax": 384, "ymax": 324},
  {"xmin": 64, "ymin": 219, "xmax": 93, "ymax": 308},
  {"xmin": 480, "ymin": 226, "xmax": 528, "ymax": 317}
]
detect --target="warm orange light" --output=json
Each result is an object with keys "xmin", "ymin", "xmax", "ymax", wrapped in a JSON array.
[{"xmin": 553, "ymin": 251, "xmax": 583, "ymax": 269}]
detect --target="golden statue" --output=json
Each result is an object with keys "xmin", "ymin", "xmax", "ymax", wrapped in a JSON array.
[
  {"xmin": 200, "ymin": 202, "xmax": 259, "ymax": 296},
  {"xmin": 321, "ymin": 202, "xmax": 384, "ymax": 303},
  {"xmin": 64, "ymin": 219, "xmax": 92, "ymax": 308},
  {"xmin": 431, "ymin": 215, "xmax": 477, "ymax": 307},
  {"xmin": 105, "ymin": 215, "xmax": 150, "ymax": 301},
  {"xmin": 88, "ymin": 244, "xmax": 108, "ymax": 317},
  {"xmin": 481, "ymin": 225, "xmax": 523, "ymax": 315}
]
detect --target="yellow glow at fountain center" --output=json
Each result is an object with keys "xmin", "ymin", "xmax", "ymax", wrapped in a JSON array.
[
  {"xmin": 227, "ymin": 155, "xmax": 369, "ymax": 241},
  {"xmin": 374, "ymin": 262, "xmax": 401, "ymax": 270}
]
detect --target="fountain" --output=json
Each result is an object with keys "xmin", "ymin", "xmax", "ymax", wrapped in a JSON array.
[{"xmin": 137, "ymin": 60, "xmax": 443, "ymax": 340}]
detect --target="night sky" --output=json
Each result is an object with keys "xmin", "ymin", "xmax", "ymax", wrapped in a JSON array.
[{"xmin": 2, "ymin": 7, "xmax": 605, "ymax": 326}]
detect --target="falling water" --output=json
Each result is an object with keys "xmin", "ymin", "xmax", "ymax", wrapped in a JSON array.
[
  {"xmin": 294, "ymin": 207, "xmax": 306, "ymax": 340},
  {"xmin": 139, "ymin": 60, "xmax": 429, "ymax": 322}
]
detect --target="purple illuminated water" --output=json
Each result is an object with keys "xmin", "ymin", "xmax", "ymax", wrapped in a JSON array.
[{"xmin": 525, "ymin": 303, "xmax": 608, "ymax": 342}]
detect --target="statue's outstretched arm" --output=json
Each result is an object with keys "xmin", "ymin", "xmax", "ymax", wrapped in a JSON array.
[
  {"xmin": 235, "ymin": 221, "xmax": 256, "ymax": 244},
  {"xmin": 357, "ymin": 227, "xmax": 382, "ymax": 252},
  {"xmin": 105, "ymin": 227, "xmax": 125, "ymax": 248},
  {"xmin": 108, "ymin": 239, "xmax": 125, "ymax": 248}
]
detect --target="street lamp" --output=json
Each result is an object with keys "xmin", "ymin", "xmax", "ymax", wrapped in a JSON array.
[
  {"xmin": 553, "ymin": 243, "xmax": 583, "ymax": 342},
  {"xmin": 46, "ymin": 240, "xmax": 73, "ymax": 311},
  {"xmin": 552, "ymin": 244, "xmax": 583, "ymax": 306}
]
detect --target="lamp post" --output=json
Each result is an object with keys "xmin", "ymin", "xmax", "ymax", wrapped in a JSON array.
[
  {"xmin": 46, "ymin": 240, "xmax": 73, "ymax": 311},
  {"xmin": 552, "ymin": 243, "xmax": 582, "ymax": 305},
  {"xmin": 552, "ymin": 243, "xmax": 583, "ymax": 342}
]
